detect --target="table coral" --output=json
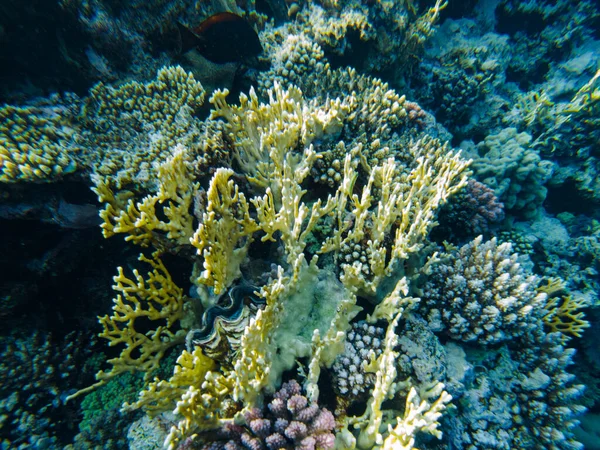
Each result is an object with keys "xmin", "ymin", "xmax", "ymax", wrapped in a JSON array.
[
  {"xmin": 80, "ymin": 65, "xmax": 205, "ymax": 189},
  {"xmin": 0, "ymin": 103, "xmax": 79, "ymax": 183}
]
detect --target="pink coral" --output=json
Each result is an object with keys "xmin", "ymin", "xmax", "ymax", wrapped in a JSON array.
[{"xmin": 202, "ymin": 380, "xmax": 336, "ymax": 449}]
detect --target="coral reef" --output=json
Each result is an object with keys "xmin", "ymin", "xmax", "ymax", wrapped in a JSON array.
[{"xmin": 1, "ymin": 1, "xmax": 598, "ymax": 449}]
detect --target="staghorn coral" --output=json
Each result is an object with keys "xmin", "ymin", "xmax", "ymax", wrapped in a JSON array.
[
  {"xmin": 420, "ymin": 236, "xmax": 548, "ymax": 344},
  {"xmin": 200, "ymin": 379, "xmax": 336, "ymax": 450},
  {"xmin": 334, "ymin": 281, "xmax": 453, "ymax": 450},
  {"xmin": 256, "ymin": 31, "xmax": 430, "ymax": 188},
  {"xmin": 319, "ymin": 137, "xmax": 469, "ymax": 298}
]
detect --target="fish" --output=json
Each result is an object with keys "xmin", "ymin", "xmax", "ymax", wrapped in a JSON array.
[{"xmin": 176, "ymin": 12, "xmax": 262, "ymax": 64}]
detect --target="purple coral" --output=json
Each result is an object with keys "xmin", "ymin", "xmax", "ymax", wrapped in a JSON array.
[
  {"xmin": 437, "ymin": 179, "xmax": 504, "ymax": 239},
  {"xmin": 203, "ymin": 380, "xmax": 335, "ymax": 450}
]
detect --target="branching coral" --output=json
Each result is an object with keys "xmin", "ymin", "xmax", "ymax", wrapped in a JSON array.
[
  {"xmin": 191, "ymin": 168, "xmax": 260, "ymax": 295},
  {"xmin": 382, "ymin": 382, "xmax": 452, "ymax": 450},
  {"xmin": 294, "ymin": 0, "xmax": 447, "ymax": 74},
  {"xmin": 80, "ymin": 66, "xmax": 205, "ymax": 189},
  {"xmin": 0, "ymin": 102, "xmax": 79, "ymax": 183},
  {"xmin": 94, "ymin": 145, "xmax": 198, "ymax": 248},
  {"xmin": 320, "ymin": 140, "xmax": 469, "ymax": 298},
  {"xmin": 420, "ymin": 236, "xmax": 548, "ymax": 344},
  {"xmin": 543, "ymin": 295, "xmax": 590, "ymax": 339},
  {"xmin": 69, "ymin": 251, "xmax": 187, "ymax": 401}
]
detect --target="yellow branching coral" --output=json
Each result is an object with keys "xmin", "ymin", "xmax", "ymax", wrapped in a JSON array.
[
  {"xmin": 83, "ymin": 77, "xmax": 467, "ymax": 448},
  {"xmin": 77, "ymin": 252, "xmax": 187, "ymax": 398},
  {"xmin": 543, "ymin": 295, "xmax": 590, "ymax": 339},
  {"xmin": 538, "ymin": 277, "xmax": 590, "ymax": 339},
  {"xmin": 191, "ymin": 168, "xmax": 260, "ymax": 295},
  {"xmin": 335, "ymin": 279, "xmax": 451, "ymax": 450},
  {"xmin": 538, "ymin": 277, "xmax": 568, "ymax": 297},
  {"xmin": 210, "ymin": 82, "xmax": 350, "ymax": 194},
  {"xmin": 94, "ymin": 145, "xmax": 197, "ymax": 247},
  {"xmin": 251, "ymin": 145, "xmax": 337, "ymax": 277},
  {"xmin": 321, "ymin": 140, "xmax": 470, "ymax": 297},
  {"xmin": 382, "ymin": 382, "xmax": 452, "ymax": 450},
  {"xmin": 210, "ymin": 82, "xmax": 350, "ymax": 279},
  {"xmin": 0, "ymin": 104, "xmax": 78, "ymax": 183},
  {"xmin": 124, "ymin": 347, "xmax": 217, "ymax": 417},
  {"xmin": 336, "ymin": 278, "xmax": 452, "ymax": 450}
]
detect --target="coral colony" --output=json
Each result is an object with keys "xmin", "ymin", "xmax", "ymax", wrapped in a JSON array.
[{"xmin": 1, "ymin": 0, "xmax": 599, "ymax": 449}]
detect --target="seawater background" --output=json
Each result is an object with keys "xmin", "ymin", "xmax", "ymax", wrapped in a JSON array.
[{"xmin": 0, "ymin": 0, "xmax": 599, "ymax": 448}]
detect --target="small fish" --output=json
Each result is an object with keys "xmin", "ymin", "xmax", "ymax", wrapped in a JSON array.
[{"xmin": 177, "ymin": 12, "xmax": 262, "ymax": 64}]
